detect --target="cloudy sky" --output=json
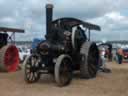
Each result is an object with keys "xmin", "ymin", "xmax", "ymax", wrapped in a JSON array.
[{"xmin": 0, "ymin": 0, "xmax": 128, "ymax": 41}]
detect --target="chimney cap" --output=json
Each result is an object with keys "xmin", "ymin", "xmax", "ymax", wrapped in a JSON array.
[{"xmin": 46, "ymin": 4, "xmax": 54, "ymax": 8}]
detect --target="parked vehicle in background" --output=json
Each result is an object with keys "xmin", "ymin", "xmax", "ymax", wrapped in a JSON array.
[
  {"xmin": 122, "ymin": 48, "xmax": 128, "ymax": 59},
  {"xmin": 18, "ymin": 46, "xmax": 30, "ymax": 62},
  {"xmin": 0, "ymin": 27, "xmax": 24, "ymax": 72}
]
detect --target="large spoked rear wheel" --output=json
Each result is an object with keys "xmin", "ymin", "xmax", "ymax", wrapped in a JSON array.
[
  {"xmin": 80, "ymin": 42, "xmax": 99, "ymax": 78},
  {"xmin": 24, "ymin": 56, "xmax": 40, "ymax": 83},
  {"xmin": 55, "ymin": 55, "xmax": 72, "ymax": 87}
]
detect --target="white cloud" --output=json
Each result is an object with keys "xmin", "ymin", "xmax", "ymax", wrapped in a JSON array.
[
  {"xmin": 87, "ymin": 11, "xmax": 128, "ymax": 41},
  {"xmin": 106, "ymin": 12, "xmax": 124, "ymax": 21},
  {"xmin": 0, "ymin": 17, "xmax": 16, "ymax": 23},
  {"xmin": 0, "ymin": 0, "xmax": 127, "ymax": 41}
]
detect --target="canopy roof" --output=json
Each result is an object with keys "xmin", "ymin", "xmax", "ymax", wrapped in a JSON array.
[
  {"xmin": 52, "ymin": 17, "xmax": 101, "ymax": 31},
  {"xmin": 0, "ymin": 27, "xmax": 24, "ymax": 33}
]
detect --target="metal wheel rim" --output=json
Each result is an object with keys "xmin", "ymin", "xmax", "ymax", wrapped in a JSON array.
[{"xmin": 25, "ymin": 56, "xmax": 39, "ymax": 82}]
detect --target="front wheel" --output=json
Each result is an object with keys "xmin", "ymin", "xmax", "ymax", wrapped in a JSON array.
[
  {"xmin": 24, "ymin": 56, "xmax": 40, "ymax": 83},
  {"xmin": 55, "ymin": 55, "xmax": 72, "ymax": 87}
]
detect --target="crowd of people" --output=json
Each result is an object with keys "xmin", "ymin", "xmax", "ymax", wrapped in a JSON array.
[{"xmin": 98, "ymin": 44, "xmax": 127, "ymax": 73}]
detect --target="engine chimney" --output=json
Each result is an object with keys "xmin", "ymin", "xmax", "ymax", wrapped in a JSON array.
[{"xmin": 46, "ymin": 4, "xmax": 53, "ymax": 37}]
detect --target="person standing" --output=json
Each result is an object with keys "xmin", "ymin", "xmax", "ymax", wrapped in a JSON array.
[
  {"xmin": 99, "ymin": 47, "xmax": 111, "ymax": 73},
  {"xmin": 100, "ymin": 48, "xmax": 106, "ymax": 69},
  {"xmin": 117, "ymin": 47, "xmax": 124, "ymax": 64}
]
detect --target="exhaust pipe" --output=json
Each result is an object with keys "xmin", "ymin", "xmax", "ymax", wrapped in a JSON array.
[{"xmin": 45, "ymin": 4, "xmax": 53, "ymax": 38}]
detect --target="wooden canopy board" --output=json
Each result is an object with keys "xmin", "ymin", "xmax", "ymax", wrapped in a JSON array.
[{"xmin": 0, "ymin": 27, "xmax": 24, "ymax": 33}]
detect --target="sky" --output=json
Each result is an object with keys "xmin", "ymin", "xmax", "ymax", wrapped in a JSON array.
[{"xmin": 0, "ymin": 0, "xmax": 128, "ymax": 41}]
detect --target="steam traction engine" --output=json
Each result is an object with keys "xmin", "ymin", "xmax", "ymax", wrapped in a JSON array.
[
  {"xmin": 24, "ymin": 4, "xmax": 101, "ymax": 86},
  {"xmin": 0, "ymin": 27, "xmax": 24, "ymax": 72}
]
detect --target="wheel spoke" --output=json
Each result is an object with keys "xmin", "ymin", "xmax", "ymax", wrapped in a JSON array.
[
  {"xmin": 32, "ymin": 73, "xmax": 36, "ymax": 81},
  {"xmin": 27, "ymin": 73, "xmax": 31, "ymax": 79},
  {"xmin": 61, "ymin": 76, "xmax": 66, "ymax": 84},
  {"xmin": 60, "ymin": 59, "xmax": 71, "ymax": 84},
  {"xmin": 29, "ymin": 72, "xmax": 33, "ymax": 81},
  {"xmin": 31, "ymin": 58, "xmax": 35, "ymax": 67},
  {"xmin": 35, "ymin": 60, "xmax": 39, "ymax": 67},
  {"xmin": 26, "ymin": 68, "xmax": 30, "ymax": 73},
  {"xmin": 26, "ymin": 64, "xmax": 31, "ymax": 68},
  {"xmin": 34, "ymin": 72, "xmax": 38, "ymax": 78}
]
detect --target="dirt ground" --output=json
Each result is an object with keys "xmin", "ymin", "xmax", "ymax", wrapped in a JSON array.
[{"xmin": 0, "ymin": 62, "xmax": 128, "ymax": 96}]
